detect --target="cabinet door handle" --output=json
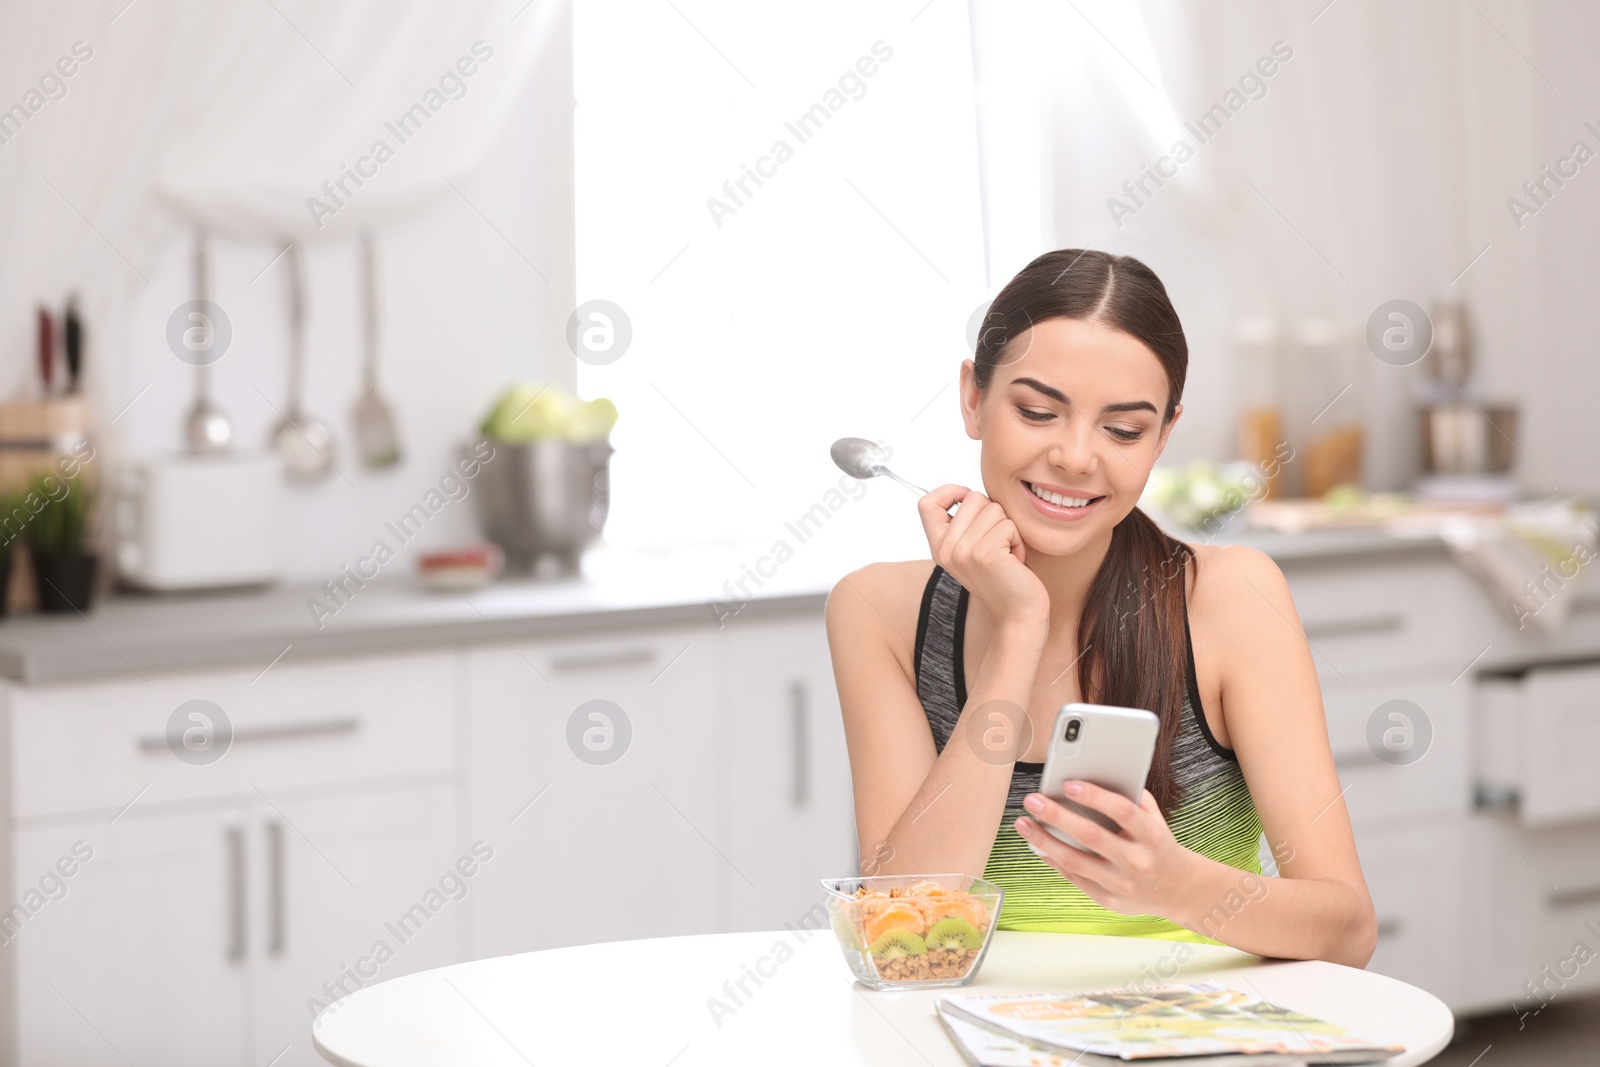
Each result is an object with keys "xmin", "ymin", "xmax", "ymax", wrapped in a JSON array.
[
  {"xmin": 138, "ymin": 716, "xmax": 361, "ymax": 753},
  {"xmin": 1549, "ymin": 885, "xmax": 1600, "ymax": 909},
  {"xmin": 1302, "ymin": 613, "xmax": 1405, "ymax": 640},
  {"xmin": 790, "ymin": 680, "xmax": 808, "ymax": 809},
  {"xmin": 266, "ymin": 821, "xmax": 286, "ymax": 956},
  {"xmin": 1332, "ymin": 750, "xmax": 1383, "ymax": 770},
  {"xmin": 225, "ymin": 826, "xmax": 246, "ymax": 965},
  {"xmin": 548, "ymin": 647, "xmax": 657, "ymax": 673}
]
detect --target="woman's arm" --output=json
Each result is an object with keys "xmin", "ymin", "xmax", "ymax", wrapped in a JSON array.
[
  {"xmin": 826, "ymin": 561, "xmax": 1047, "ymax": 879},
  {"xmin": 1183, "ymin": 544, "xmax": 1377, "ymax": 965},
  {"xmin": 1013, "ymin": 545, "xmax": 1377, "ymax": 966}
]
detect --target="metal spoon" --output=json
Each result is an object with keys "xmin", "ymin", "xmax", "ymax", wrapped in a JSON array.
[
  {"xmin": 831, "ymin": 437, "xmax": 959, "ymax": 513},
  {"xmin": 352, "ymin": 230, "xmax": 401, "ymax": 468},
  {"xmin": 184, "ymin": 229, "xmax": 232, "ymax": 453},
  {"xmin": 273, "ymin": 243, "xmax": 337, "ymax": 482},
  {"xmin": 831, "ymin": 437, "xmax": 926, "ymax": 493}
]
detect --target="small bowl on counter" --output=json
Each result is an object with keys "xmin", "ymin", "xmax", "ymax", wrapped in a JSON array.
[
  {"xmin": 821, "ymin": 874, "xmax": 1003, "ymax": 990},
  {"xmin": 416, "ymin": 543, "xmax": 503, "ymax": 592}
]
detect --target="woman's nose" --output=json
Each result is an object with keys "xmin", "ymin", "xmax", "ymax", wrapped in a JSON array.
[{"xmin": 1048, "ymin": 419, "xmax": 1097, "ymax": 474}]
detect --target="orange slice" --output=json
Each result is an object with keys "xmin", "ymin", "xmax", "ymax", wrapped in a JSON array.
[
  {"xmin": 861, "ymin": 900, "xmax": 927, "ymax": 942},
  {"xmin": 920, "ymin": 892, "xmax": 989, "ymax": 929}
]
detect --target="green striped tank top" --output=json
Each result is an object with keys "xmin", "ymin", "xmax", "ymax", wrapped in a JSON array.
[{"xmin": 913, "ymin": 563, "xmax": 1263, "ymax": 945}]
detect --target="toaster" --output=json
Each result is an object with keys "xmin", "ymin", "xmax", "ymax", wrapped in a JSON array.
[{"xmin": 117, "ymin": 452, "xmax": 283, "ymax": 590}]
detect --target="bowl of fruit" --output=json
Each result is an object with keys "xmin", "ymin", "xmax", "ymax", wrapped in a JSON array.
[{"xmin": 821, "ymin": 874, "xmax": 1003, "ymax": 990}]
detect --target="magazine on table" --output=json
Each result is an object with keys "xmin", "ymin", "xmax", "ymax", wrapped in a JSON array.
[{"xmin": 936, "ymin": 980, "xmax": 1404, "ymax": 1063}]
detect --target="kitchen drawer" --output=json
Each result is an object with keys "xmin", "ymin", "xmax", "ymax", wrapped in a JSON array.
[
  {"xmin": 1282, "ymin": 558, "xmax": 1471, "ymax": 682},
  {"xmin": 1520, "ymin": 662, "xmax": 1600, "ymax": 826},
  {"xmin": 1466, "ymin": 815, "xmax": 1600, "ymax": 1010},
  {"xmin": 1322, "ymin": 677, "xmax": 1470, "ymax": 826},
  {"xmin": 1355, "ymin": 815, "xmax": 1468, "ymax": 1008},
  {"xmin": 9, "ymin": 648, "xmax": 458, "ymax": 819}
]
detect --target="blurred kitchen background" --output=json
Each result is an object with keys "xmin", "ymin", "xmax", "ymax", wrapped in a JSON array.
[{"xmin": 1, "ymin": 0, "xmax": 1598, "ymax": 1064}]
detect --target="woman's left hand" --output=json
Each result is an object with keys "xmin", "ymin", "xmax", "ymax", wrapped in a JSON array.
[{"xmin": 1013, "ymin": 781, "xmax": 1200, "ymax": 920}]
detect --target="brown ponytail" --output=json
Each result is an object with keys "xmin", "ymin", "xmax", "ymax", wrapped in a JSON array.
[
  {"xmin": 1076, "ymin": 509, "xmax": 1194, "ymax": 819},
  {"xmin": 972, "ymin": 249, "xmax": 1196, "ymax": 820}
]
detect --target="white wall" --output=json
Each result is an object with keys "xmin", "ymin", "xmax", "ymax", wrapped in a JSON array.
[
  {"xmin": 1030, "ymin": 0, "xmax": 1569, "ymax": 498},
  {"xmin": 0, "ymin": 0, "xmax": 575, "ymax": 583}
]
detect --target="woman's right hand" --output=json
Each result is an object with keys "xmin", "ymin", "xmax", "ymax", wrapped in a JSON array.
[{"xmin": 918, "ymin": 484, "xmax": 1050, "ymax": 629}]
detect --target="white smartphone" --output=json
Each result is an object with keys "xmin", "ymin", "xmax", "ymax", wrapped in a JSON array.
[{"xmin": 1034, "ymin": 702, "xmax": 1159, "ymax": 857}]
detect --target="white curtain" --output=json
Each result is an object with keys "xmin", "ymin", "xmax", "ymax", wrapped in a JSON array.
[{"xmin": 966, "ymin": 0, "xmax": 1546, "ymax": 492}]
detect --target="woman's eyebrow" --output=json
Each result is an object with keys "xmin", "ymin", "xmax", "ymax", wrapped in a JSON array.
[{"xmin": 1010, "ymin": 376, "xmax": 1158, "ymax": 415}]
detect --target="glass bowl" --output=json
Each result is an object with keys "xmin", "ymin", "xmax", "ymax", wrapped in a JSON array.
[{"xmin": 820, "ymin": 873, "xmax": 1004, "ymax": 990}]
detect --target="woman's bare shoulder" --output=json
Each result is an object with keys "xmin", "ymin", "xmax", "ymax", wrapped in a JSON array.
[
  {"xmin": 1184, "ymin": 541, "xmax": 1298, "ymax": 644},
  {"xmin": 825, "ymin": 559, "xmax": 940, "ymax": 674}
]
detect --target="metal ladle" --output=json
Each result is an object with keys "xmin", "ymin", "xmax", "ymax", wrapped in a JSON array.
[
  {"xmin": 830, "ymin": 437, "xmax": 959, "ymax": 513},
  {"xmin": 184, "ymin": 229, "xmax": 232, "ymax": 453},
  {"xmin": 272, "ymin": 242, "xmax": 337, "ymax": 482}
]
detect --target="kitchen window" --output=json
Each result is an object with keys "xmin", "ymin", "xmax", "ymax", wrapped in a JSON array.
[{"xmin": 573, "ymin": 0, "xmax": 988, "ymax": 557}]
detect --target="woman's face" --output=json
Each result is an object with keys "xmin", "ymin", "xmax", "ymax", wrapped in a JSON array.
[{"xmin": 959, "ymin": 316, "xmax": 1182, "ymax": 554}]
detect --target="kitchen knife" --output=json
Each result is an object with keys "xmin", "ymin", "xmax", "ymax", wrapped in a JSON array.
[
  {"xmin": 36, "ymin": 306, "xmax": 53, "ymax": 395},
  {"xmin": 63, "ymin": 295, "xmax": 82, "ymax": 393}
]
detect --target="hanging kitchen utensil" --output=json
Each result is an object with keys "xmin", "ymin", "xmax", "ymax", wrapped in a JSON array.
[
  {"xmin": 35, "ymin": 306, "xmax": 54, "ymax": 396},
  {"xmin": 352, "ymin": 230, "xmax": 401, "ymax": 468},
  {"xmin": 63, "ymin": 294, "xmax": 83, "ymax": 394},
  {"xmin": 184, "ymin": 229, "xmax": 232, "ymax": 453},
  {"xmin": 271, "ymin": 242, "xmax": 336, "ymax": 481}
]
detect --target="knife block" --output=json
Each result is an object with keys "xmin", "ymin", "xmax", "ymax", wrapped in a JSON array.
[{"xmin": 0, "ymin": 396, "xmax": 96, "ymax": 614}]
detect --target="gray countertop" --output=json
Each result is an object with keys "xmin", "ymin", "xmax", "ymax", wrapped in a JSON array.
[{"xmin": 0, "ymin": 527, "xmax": 1448, "ymax": 685}]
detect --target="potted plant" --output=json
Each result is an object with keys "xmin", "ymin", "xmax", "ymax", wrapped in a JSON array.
[
  {"xmin": 25, "ymin": 472, "xmax": 97, "ymax": 613},
  {"xmin": 0, "ymin": 487, "xmax": 21, "ymax": 617}
]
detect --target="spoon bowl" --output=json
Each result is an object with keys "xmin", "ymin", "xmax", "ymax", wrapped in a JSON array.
[{"xmin": 830, "ymin": 436, "xmax": 959, "ymax": 513}]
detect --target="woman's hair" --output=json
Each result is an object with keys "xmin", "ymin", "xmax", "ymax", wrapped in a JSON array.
[{"xmin": 972, "ymin": 249, "xmax": 1196, "ymax": 819}]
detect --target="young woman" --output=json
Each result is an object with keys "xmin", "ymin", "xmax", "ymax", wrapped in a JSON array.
[{"xmin": 825, "ymin": 249, "xmax": 1377, "ymax": 966}]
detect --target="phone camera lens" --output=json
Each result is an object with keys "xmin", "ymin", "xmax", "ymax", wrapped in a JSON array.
[{"xmin": 1064, "ymin": 718, "xmax": 1081, "ymax": 742}]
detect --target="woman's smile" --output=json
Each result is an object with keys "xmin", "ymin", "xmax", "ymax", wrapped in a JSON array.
[{"xmin": 1022, "ymin": 479, "xmax": 1106, "ymax": 521}]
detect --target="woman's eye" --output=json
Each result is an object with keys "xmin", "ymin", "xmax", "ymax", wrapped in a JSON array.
[
  {"xmin": 1108, "ymin": 427, "xmax": 1145, "ymax": 442},
  {"xmin": 1016, "ymin": 406, "xmax": 1053, "ymax": 422}
]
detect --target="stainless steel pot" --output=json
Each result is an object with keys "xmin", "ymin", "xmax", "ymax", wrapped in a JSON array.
[
  {"xmin": 469, "ymin": 439, "xmax": 612, "ymax": 574},
  {"xmin": 1418, "ymin": 403, "xmax": 1517, "ymax": 473}
]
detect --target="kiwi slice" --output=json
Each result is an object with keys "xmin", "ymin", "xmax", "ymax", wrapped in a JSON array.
[
  {"xmin": 867, "ymin": 928, "xmax": 926, "ymax": 959},
  {"xmin": 924, "ymin": 917, "xmax": 982, "ymax": 951},
  {"xmin": 831, "ymin": 908, "xmax": 862, "ymax": 952}
]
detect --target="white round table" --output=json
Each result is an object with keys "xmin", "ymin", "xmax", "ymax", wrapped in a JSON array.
[{"xmin": 312, "ymin": 929, "xmax": 1454, "ymax": 1066}]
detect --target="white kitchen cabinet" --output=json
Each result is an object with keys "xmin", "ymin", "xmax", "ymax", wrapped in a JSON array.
[
  {"xmin": 1462, "ymin": 813, "xmax": 1600, "ymax": 1013},
  {"xmin": 0, "ymin": 648, "xmax": 463, "ymax": 1067},
  {"xmin": 255, "ymin": 784, "xmax": 461, "ymax": 1067},
  {"xmin": 1284, "ymin": 557, "xmax": 1471, "ymax": 683},
  {"xmin": 12, "ymin": 810, "xmax": 250, "ymax": 1067},
  {"xmin": 1520, "ymin": 662, "xmax": 1600, "ymax": 825},
  {"xmin": 714, "ymin": 614, "xmax": 856, "ymax": 931},
  {"xmin": 9, "ymin": 784, "xmax": 460, "ymax": 1067},
  {"xmin": 1321, "ymin": 676, "xmax": 1471, "ymax": 827},
  {"xmin": 1352, "ymin": 815, "xmax": 1470, "ymax": 1010},
  {"xmin": 9, "ymin": 650, "xmax": 458, "ymax": 820},
  {"xmin": 465, "ymin": 626, "xmax": 722, "ymax": 957}
]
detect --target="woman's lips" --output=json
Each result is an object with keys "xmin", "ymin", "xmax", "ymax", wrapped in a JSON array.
[{"xmin": 1022, "ymin": 480, "xmax": 1104, "ymax": 521}]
